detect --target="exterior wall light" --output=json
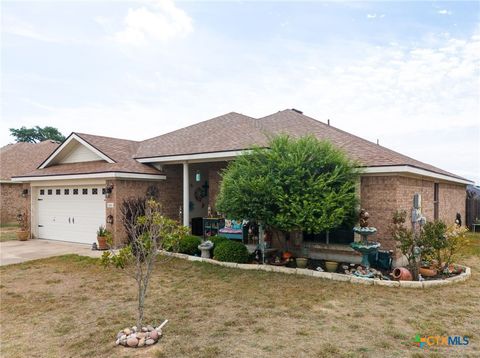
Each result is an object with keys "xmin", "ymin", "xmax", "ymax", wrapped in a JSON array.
[
  {"xmin": 195, "ymin": 170, "xmax": 201, "ymax": 182},
  {"xmin": 21, "ymin": 188, "xmax": 29, "ymax": 198},
  {"xmin": 105, "ymin": 183, "xmax": 114, "ymax": 198},
  {"xmin": 106, "ymin": 215, "xmax": 114, "ymax": 224}
]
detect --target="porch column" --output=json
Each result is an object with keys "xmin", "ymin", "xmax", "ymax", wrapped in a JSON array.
[{"xmin": 183, "ymin": 161, "xmax": 189, "ymax": 227}]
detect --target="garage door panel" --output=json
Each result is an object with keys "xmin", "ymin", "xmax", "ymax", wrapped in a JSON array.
[{"xmin": 37, "ymin": 186, "xmax": 105, "ymax": 244}]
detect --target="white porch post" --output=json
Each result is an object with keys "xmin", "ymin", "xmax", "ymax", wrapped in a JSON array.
[{"xmin": 183, "ymin": 161, "xmax": 189, "ymax": 227}]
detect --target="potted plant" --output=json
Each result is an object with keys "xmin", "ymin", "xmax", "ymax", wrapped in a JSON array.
[
  {"xmin": 16, "ymin": 212, "xmax": 30, "ymax": 241},
  {"xmin": 97, "ymin": 225, "xmax": 111, "ymax": 250}
]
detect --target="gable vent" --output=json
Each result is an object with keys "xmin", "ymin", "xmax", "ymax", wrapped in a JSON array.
[{"xmin": 291, "ymin": 108, "xmax": 303, "ymax": 114}]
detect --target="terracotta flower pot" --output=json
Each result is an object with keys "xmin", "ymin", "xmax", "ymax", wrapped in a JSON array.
[
  {"xmin": 419, "ymin": 267, "xmax": 437, "ymax": 277},
  {"xmin": 97, "ymin": 236, "xmax": 108, "ymax": 250},
  {"xmin": 17, "ymin": 230, "xmax": 29, "ymax": 241},
  {"xmin": 296, "ymin": 257, "xmax": 308, "ymax": 268},
  {"xmin": 325, "ymin": 261, "xmax": 339, "ymax": 272},
  {"xmin": 392, "ymin": 267, "xmax": 413, "ymax": 281}
]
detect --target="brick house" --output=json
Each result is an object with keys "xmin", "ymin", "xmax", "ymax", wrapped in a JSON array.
[
  {"xmin": 10, "ymin": 109, "xmax": 472, "ymax": 264},
  {"xmin": 0, "ymin": 141, "xmax": 59, "ymax": 224}
]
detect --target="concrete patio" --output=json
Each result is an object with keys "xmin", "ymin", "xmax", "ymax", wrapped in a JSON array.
[{"xmin": 0, "ymin": 239, "xmax": 103, "ymax": 266}]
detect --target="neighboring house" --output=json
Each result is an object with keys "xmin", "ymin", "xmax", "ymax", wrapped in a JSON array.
[
  {"xmin": 0, "ymin": 141, "xmax": 59, "ymax": 224},
  {"xmin": 11, "ymin": 109, "xmax": 472, "ymax": 264}
]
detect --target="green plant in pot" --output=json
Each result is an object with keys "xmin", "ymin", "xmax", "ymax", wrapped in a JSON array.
[
  {"xmin": 97, "ymin": 225, "xmax": 111, "ymax": 250},
  {"xmin": 16, "ymin": 212, "xmax": 30, "ymax": 241}
]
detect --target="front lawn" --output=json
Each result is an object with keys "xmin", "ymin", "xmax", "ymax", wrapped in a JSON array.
[
  {"xmin": 1, "ymin": 234, "xmax": 479, "ymax": 357},
  {"xmin": 0, "ymin": 223, "xmax": 18, "ymax": 242}
]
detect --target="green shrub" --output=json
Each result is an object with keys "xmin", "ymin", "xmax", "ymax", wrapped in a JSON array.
[
  {"xmin": 179, "ymin": 235, "xmax": 202, "ymax": 255},
  {"xmin": 209, "ymin": 235, "xmax": 228, "ymax": 248},
  {"xmin": 214, "ymin": 240, "xmax": 250, "ymax": 263}
]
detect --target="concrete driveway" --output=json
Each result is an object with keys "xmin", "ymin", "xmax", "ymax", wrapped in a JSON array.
[{"xmin": 0, "ymin": 239, "xmax": 103, "ymax": 266}]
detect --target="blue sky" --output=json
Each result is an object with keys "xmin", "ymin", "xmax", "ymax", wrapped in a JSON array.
[{"xmin": 1, "ymin": 1, "xmax": 479, "ymax": 183}]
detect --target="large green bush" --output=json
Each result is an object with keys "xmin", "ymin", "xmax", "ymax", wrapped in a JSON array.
[
  {"xmin": 213, "ymin": 240, "xmax": 250, "ymax": 263},
  {"xmin": 209, "ymin": 235, "xmax": 228, "ymax": 248},
  {"xmin": 179, "ymin": 235, "xmax": 202, "ymax": 255},
  {"xmin": 216, "ymin": 135, "xmax": 360, "ymax": 234}
]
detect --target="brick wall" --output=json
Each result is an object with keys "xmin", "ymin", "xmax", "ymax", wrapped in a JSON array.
[
  {"xmin": 106, "ymin": 165, "xmax": 183, "ymax": 246},
  {"xmin": 0, "ymin": 183, "xmax": 30, "ymax": 225},
  {"xmin": 360, "ymin": 176, "xmax": 398, "ymax": 251},
  {"xmin": 438, "ymin": 182, "xmax": 466, "ymax": 225},
  {"xmin": 207, "ymin": 161, "xmax": 228, "ymax": 213},
  {"xmin": 360, "ymin": 175, "xmax": 466, "ymax": 255}
]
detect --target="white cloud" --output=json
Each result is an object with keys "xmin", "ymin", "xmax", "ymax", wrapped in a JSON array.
[
  {"xmin": 437, "ymin": 9, "xmax": 452, "ymax": 16},
  {"xmin": 113, "ymin": 0, "xmax": 193, "ymax": 45},
  {"xmin": 366, "ymin": 13, "xmax": 385, "ymax": 19},
  {"xmin": 2, "ymin": 15, "xmax": 62, "ymax": 43}
]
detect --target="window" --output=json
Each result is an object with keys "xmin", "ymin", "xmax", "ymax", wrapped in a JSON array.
[
  {"xmin": 56, "ymin": 189, "xmax": 61, "ymax": 195},
  {"xmin": 40, "ymin": 189, "xmax": 45, "ymax": 195},
  {"xmin": 434, "ymin": 183, "xmax": 439, "ymax": 221},
  {"xmin": 47, "ymin": 189, "xmax": 52, "ymax": 195},
  {"xmin": 102, "ymin": 188, "xmax": 106, "ymax": 195},
  {"xmin": 64, "ymin": 189, "xmax": 70, "ymax": 195},
  {"xmin": 303, "ymin": 224, "xmax": 355, "ymax": 245},
  {"xmin": 73, "ymin": 189, "xmax": 78, "ymax": 195},
  {"xmin": 92, "ymin": 188, "xmax": 98, "ymax": 195},
  {"xmin": 82, "ymin": 188, "xmax": 88, "ymax": 195}
]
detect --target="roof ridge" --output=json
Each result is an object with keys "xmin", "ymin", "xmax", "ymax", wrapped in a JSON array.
[
  {"xmin": 139, "ymin": 112, "xmax": 256, "ymax": 144},
  {"xmin": 74, "ymin": 132, "xmax": 141, "ymax": 143},
  {"xmin": 264, "ymin": 109, "xmax": 464, "ymax": 180}
]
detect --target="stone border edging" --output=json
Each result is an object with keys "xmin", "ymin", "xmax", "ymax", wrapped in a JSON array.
[{"xmin": 160, "ymin": 251, "xmax": 471, "ymax": 288}]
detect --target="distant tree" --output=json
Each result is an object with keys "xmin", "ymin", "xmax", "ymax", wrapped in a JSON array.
[{"xmin": 9, "ymin": 126, "xmax": 65, "ymax": 143}]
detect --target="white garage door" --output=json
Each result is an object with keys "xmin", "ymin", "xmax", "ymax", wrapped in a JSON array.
[{"xmin": 37, "ymin": 186, "xmax": 106, "ymax": 244}]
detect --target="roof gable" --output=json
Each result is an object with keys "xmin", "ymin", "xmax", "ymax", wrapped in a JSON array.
[{"xmin": 39, "ymin": 133, "xmax": 115, "ymax": 169}]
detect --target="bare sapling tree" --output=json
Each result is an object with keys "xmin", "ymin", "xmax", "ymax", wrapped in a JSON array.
[{"xmin": 101, "ymin": 198, "xmax": 188, "ymax": 328}]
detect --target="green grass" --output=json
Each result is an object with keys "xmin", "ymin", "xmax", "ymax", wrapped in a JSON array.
[{"xmin": 0, "ymin": 223, "xmax": 19, "ymax": 242}]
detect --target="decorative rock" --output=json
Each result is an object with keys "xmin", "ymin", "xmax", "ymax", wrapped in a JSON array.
[
  {"xmin": 124, "ymin": 328, "xmax": 131, "ymax": 335},
  {"xmin": 150, "ymin": 330, "xmax": 159, "ymax": 340},
  {"xmin": 147, "ymin": 325, "xmax": 154, "ymax": 332},
  {"xmin": 132, "ymin": 326, "xmax": 137, "ymax": 332},
  {"xmin": 127, "ymin": 337, "xmax": 138, "ymax": 347},
  {"xmin": 136, "ymin": 332, "xmax": 146, "ymax": 339},
  {"xmin": 138, "ymin": 338, "xmax": 145, "ymax": 347},
  {"xmin": 145, "ymin": 339, "xmax": 155, "ymax": 345},
  {"xmin": 117, "ymin": 332, "xmax": 124, "ymax": 339},
  {"xmin": 141, "ymin": 327, "xmax": 148, "ymax": 332},
  {"xmin": 120, "ymin": 334, "xmax": 127, "ymax": 341},
  {"xmin": 115, "ymin": 339, "xmax": 121, "ymax": 345}
]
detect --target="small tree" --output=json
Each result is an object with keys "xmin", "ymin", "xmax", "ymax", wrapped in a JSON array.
[
  {"xmin": 9, "ymin": 126, "xmax": 65, "ymax": 143},
  {"xmin": 101, "ymin": 199, "xmax": 188, "ymax": 328},
  {"xmin": 216, "ymin": 135, "xmax": 360, "ymax": 236}
]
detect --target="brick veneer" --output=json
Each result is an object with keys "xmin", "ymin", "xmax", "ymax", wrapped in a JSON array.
[
  {"xmin": 0, "ymin": 183, "xmax": 30, "ymax": 225},
  {"xmin": 361, "ymin": 175, "xmax": 466, "ymax": 254},
  {"xmin": 106, "ymin": 164, "xmax": 183, "ymax": 246},
  {"xmin": 207, "ymin": 161, "xmax": 228, "ymax": 212}
]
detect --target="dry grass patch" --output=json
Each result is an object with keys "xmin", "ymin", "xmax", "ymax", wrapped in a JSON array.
[
  {"xmin": 0, "ymin": 223, "xmax": 18, "ymax": 242},
  {"xmin": 1, "ymin": 234, "xmax": 480, "ymax": 357}
]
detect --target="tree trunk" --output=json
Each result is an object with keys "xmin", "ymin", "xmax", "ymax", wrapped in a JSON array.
[{"xmin": 137, "ymin": 279, "xmax": 145, "ymax": 328}]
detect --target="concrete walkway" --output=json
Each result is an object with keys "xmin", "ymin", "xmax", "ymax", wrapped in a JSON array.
[{"xmin": 0, "ymin": 239, "xmax": 103, "ymax": 266}]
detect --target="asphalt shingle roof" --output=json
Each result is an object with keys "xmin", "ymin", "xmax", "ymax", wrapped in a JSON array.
[{"xmin": 1, "ymin": 141, "xmax": 59, "ymax": 180}]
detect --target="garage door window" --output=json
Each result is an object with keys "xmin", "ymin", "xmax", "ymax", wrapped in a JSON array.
[
  {"xmin": 40, "ymin": 189, "xmax": 45, "ymax": 195},
  {"xmin": 64, "ymin": 189, "xmax": 69, "ymax": 195},
  {"xmin": 47, "ymin": 189, "xmax": 52, "ymax": 195},
  {"xmin": 92, "ymin": 188, "xmax": 98, "ymax": 195},
  {"xmin": 82, "ymin": 188, "xmax": 88, "ymax": 195},
  {"xmin": 56, "ymin": 189, "xmax": 61, "ymax": 195},
  {"xmin": 73, "ymin": 189, "xmax": 78, "ymax": 195}
]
